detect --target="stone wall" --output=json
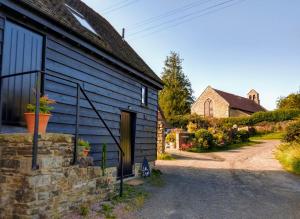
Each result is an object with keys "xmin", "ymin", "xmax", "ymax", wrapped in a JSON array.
[
  {"xmin": 191, "ymin": 86, "xmax": 230, "ymax": 118},
  {"xmin": 157, "ymin": 111, "xmax": 165, "ymax": 156},
  {"xmin": 0, "ymin": 133, "xmax": 116, "ymax": 219}
]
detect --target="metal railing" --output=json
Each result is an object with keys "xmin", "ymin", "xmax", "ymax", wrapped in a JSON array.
[{"xmin": 0, "ymin": 70, "xmax": 125, "ymax": 196}]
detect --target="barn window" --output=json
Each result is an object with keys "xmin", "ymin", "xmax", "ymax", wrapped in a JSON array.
[
  {"xmin": 141, "ymin": 85, "xmax": 148, "ymax": 106},
  {"xmin": 65, "ymin": 4, "xmax": 98, "ymax": 35},
  {"xmin": 204, "ymin": 99, "xmax": 213, "ymax": 117}
]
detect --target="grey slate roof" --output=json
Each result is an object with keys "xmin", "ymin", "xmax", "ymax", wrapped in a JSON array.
[
  {"xmin": 16, "ymin": 0, "xmax": 162, "ymax": 85},
  {"xmin": 214, "ymin": 88, "xmax": 266, "ymax": 113}
]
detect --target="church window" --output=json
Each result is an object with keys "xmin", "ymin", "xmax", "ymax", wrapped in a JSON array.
[{"xmin": 204, "ymin": 99, "xmax": 213, "ymax": 117}]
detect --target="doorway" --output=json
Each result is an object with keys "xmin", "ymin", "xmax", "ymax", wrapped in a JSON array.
[
  {"xmin": 118, "ymin": 111, "xmax": 136, "ymax": 178},
  {"xmin": 1, "ymin": 20, "xmax": 43, "ymax": 126}
]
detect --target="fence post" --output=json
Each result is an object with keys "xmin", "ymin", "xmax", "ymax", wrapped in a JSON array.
[
  {"xmin": 32, "ymin": 72, "xmax": 41, "ymax": 170},
  {"xmin": 72, "ymin": 83, "xmax": 80, "ymax": 165}
]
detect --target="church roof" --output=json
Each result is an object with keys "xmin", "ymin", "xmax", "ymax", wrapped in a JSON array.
[
  {"xmin": 213, "ymin": 88, "xmax": 266, "ymax": 113},
  {"xmin": 16, "ymin": 0, "xmax": 162, "ymax": 85}
]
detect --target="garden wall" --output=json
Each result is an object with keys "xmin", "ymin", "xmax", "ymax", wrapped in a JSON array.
[{"xmin": 0, "ymin": 133, "xmax": 116, "ymax": 219}]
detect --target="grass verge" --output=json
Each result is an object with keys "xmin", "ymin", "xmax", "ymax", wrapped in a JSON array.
[
  {"xmin": 157, "ymin": 153, "xmax": 175, "ymax": 160},
  {"xmin": 250, "ymin": 132, "xmax": 284, "ymax": 141},
  {"xmin": 187, "ymin": 141, "xmax": 260, "ymax": 153},
  {"xmin": 145, "ymin": 168, "xmax": 165, "ymax": 187},
  {"xmin": 112, "ymin": 184, "xmax": 149, "ymax": 212},
  {"xmin": 275, "ymin": 142, "xmax": 300, "ymax": 175}
]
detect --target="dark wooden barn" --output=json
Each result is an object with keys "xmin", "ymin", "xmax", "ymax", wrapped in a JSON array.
[{"xmin": 0, "ymin": 0, "xmax": 163, "ymax": 177}]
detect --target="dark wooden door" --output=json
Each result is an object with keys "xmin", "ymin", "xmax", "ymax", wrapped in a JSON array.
[
  {"xmin": 118, "ymin": 111, "xmax": 135, "ymax": 177},
  {"xmin": 1, "ymin": 21, "xmax": 43, "ymax": 125}
]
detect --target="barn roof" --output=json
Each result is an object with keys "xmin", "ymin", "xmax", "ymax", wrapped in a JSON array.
[
  {"xmin": 213, "ymin": 88, "xmax": 266, "ymax": 113},
  {"xmin": 16, "ymin": 0, "xmax": 162, "ymax": 85}
]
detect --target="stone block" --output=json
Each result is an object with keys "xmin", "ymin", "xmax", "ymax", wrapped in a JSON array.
[
  {"xmin": 0, "ymin": 159, "xmax": 20, "ymax": 169},
  {"xmin": 39, "ymin": 156, "xmax": 63, "ymax": 169},
  {"xmin": 15, "ymin": 188, "xmax": 36, "ymax": 202},
  {"xmin": 38, "ymin": 192, "xmax": 50, "ymax": 201},
  {"xmin": 29, "ymin": 175, "xmax": 51, "ymax": 188}
]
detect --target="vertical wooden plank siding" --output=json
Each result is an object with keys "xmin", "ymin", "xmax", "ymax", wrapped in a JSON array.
[
  {"xmin": 1, "ymin": 21, "xmax": 43, "ymax": 125},
  {"xmin": 44, "ymin": 37, "xmax": 158, "ymax": 166}
]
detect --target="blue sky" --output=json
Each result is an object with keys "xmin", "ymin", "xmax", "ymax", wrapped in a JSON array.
[{"xmin": 82, "ymin": 0, "xmax": 300, "ymax": 110}]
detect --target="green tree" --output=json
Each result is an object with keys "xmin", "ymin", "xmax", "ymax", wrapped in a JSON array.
[
  {"xmin": 277, "ymin": 90, "xmax": 300, "ymax": 110},
  {"xmin": 159, "ymin": 52, "xmax": 194, "ymax": 121}
]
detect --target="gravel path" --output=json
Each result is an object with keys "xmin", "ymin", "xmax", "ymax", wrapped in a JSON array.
[{"xmin": 133, "ymin": 140, "xmax": 300, "ymax": 219}]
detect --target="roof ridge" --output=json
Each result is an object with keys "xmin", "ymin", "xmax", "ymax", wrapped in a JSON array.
[{"xmin": 213, "ymin": 88, "xmax": 256, "ymax": 103}]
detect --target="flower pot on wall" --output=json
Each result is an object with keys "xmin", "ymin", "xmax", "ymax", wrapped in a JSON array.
[
  {"xmin": 24, "ymin": 113, "xmax": 51, "ymax": 134},
  {"xmin": 82, "ymin": 149, "xmax": 89, "ymax": 157}
]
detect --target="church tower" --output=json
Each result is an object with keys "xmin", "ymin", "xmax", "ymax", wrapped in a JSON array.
[{"xmin": 247, "ymin": 89, "xmax": 260, "ymax": 105}]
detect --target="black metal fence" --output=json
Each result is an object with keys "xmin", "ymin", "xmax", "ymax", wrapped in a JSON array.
[{"xmin": 0, "ymin": 70, "xmax": 125, "ymax": 196}]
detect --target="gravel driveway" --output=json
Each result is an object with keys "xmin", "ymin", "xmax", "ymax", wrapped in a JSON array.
[{"xmin": 133, "ymin": 140, "xmax": 300, "ymax": 219}]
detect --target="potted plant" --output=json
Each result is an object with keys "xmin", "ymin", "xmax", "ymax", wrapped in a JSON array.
[
  {"xmin": 78, "ymin": 139, "xmax": 91, "ymax": 157},
  {"xmin": 24, "ymin": 95, "xmax": 55, "ymax": 134}
]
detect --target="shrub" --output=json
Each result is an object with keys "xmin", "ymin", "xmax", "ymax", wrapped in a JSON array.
[
  {"xmin": 187, "ymin": 122, "xmax": 197, "ymax": 133},
  {"xmin": 236, "ymin": 130, "xmax": 250, "ymax": 142},
  {"xmin": 166, "ymin": 132, "xmax": 176, "ymax": 143},
  {"xmin": 213, "ymin": 131, "xmax": 230, "ymax": 147},
  {"xmin": 195, "ymin": 129, "xmax": 214, "ymax": 149},
  {"xmin": 283, "ymin": 120, "xmax": 300, "ymax": 143}
]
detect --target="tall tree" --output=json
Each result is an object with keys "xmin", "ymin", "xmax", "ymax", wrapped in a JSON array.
[
  {"xmin": 277, "ymin": 90, "xmax": 300, "ymax": 110},
  {"xmin": 159, "ymin": 52, "xmax": 194, "ymax": 121}
]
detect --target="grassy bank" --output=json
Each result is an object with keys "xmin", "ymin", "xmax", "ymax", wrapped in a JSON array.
[
  {"xmin": 275, "ymin": 142, "xmax": 300, "ymax": 175},
  {"xmin": 187, "ymin": 141, "xmax": 259, "ymax": 153},
  {"xmin": 250, "ymin": 132, "xmax": 284, "ymax": 141}
]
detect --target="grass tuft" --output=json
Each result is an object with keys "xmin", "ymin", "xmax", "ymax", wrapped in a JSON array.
[
  {"xmin": 112, "ymin": 184, "xmax": 149, "ymax": 212},
  {"xmin": 158, "ymin": 153, "xmax": 175, "ymax": 160}
]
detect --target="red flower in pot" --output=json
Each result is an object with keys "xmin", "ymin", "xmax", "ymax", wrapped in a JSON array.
[
  {"xmin": 24, "ymin": 95, "xmax": 56, "ymax": 134},
  {"xmin": 78, "ymin": 139, "xmax": 91, "ymax": 157}
]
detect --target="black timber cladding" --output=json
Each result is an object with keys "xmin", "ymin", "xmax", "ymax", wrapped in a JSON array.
[
  {"xmin": 0, "ymin": 1, "xmax": 160, "ymax": 167},
  {"xmin": 45, "ymin": 37, "xmax": 158, "ymax": 166}
]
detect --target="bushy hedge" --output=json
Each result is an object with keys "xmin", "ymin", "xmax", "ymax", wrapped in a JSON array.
[
  {"xmin": 283, "ymin": 120, "xmax": 300, "ymax": 143},
  {"xmin": 188, "ymin": 128, "xmax": 250, "ymax": 151},
  {"xmin": 168, "ymin": 109, "xmax": 300, "ymax": 130},
  {"xmin": 220, "ymin": 109, "xmax": 300, "ymax": 127},
  {"xmin": 168, "ymin": 114, "xmax": 209, "ymax": 129}
]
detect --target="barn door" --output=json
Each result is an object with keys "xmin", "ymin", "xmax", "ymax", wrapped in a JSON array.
[
  {"xmin": 118, "ymin": 111, "xmax": 135, "ymax": 178},
  {"xmin": 1, "ymin": 21, "xmax": 43, "ymax": 125}
]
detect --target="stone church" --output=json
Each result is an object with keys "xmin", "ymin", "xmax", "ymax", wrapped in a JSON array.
[{"xmin": 191, "ymin": 86, "xmax": 266, "ymax": 118}]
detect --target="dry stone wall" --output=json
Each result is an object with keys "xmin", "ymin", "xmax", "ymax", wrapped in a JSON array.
[{"xmin": 0, "ymin": 133, "xmax": 116, "ymax": 219}]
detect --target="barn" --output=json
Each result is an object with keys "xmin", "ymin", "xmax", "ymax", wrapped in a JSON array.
[{"xmin": 0, "ymin": 0, "xmax": 163, "ymax": 178}]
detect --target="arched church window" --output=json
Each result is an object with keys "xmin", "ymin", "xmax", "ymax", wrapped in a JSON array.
[{"xmin": 204, "ymin": 99, "xmax": 213, "ymax": 117}]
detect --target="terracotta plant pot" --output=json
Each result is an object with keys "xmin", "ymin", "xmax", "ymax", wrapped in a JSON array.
[
  {"xmin": 82, "ymin": 149, "xmax": 89, "ymax": 157},
  {"xmin": 24, "ymin": 113, "xmax": 51, "ymax": 134}
]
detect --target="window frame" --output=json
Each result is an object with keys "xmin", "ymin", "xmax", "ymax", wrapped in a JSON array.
[
  {"xmin": 141, "ymin": 85, "xmax": 148, "ymax": 107},
  {"xmin": 204, "ymin": 98, "xmax": 213, "ymax": 117},
  {"xmin": 65, "ymin": 4, "xmax": 98, "ymax": 35}
]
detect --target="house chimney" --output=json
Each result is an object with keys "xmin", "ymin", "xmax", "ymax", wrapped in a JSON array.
[{"xmin": 122, "ymin": 28, "xmax": 125, "ymax": 40}]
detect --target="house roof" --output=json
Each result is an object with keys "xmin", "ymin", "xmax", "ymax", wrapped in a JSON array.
[
  {"xmin": 213, "ymin": 88, "xmax": 266, "ymax": 113},
  {"xmin": 16, "ymin": 0, "xmax": 163, "ymax": 85}
]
